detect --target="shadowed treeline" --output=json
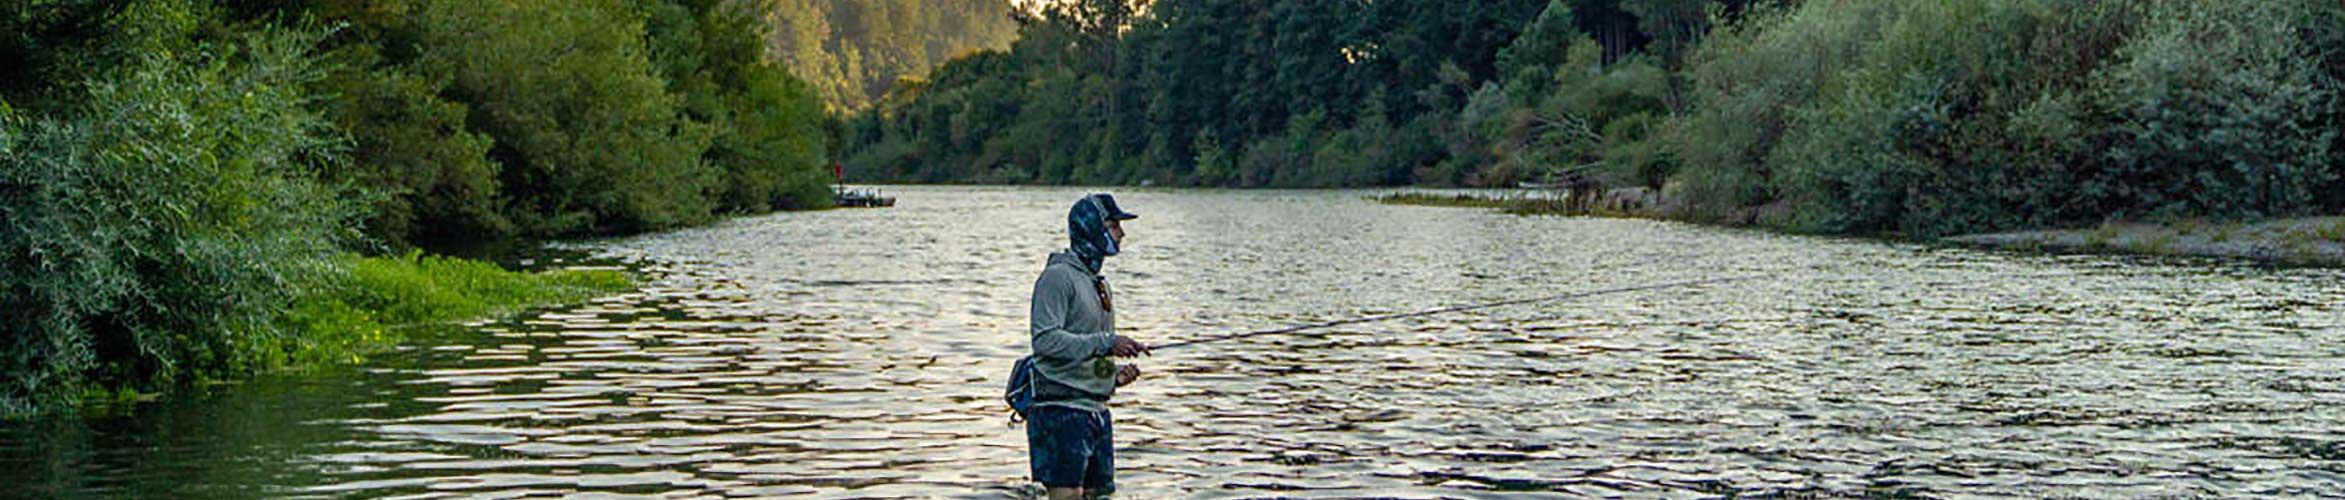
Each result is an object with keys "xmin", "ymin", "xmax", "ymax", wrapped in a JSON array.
[{"xmin": 845, "ymin": 0, "xmax": 2345, "ymax": 238}]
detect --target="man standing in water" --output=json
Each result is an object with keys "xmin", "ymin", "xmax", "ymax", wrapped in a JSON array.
[{"xmin": 1028, "ymin": 193, "xmax": 1149, "ymax": 499}]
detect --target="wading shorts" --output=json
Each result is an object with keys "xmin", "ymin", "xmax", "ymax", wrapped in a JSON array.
[{"xmin": 1026, "ymin": 406, "xmax": 1113, "ymax": 492}]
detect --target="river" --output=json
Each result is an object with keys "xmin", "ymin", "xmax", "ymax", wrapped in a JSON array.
[{"xmin": 4, "ymin": 186, "xmax": 2342, "ymax": 498}]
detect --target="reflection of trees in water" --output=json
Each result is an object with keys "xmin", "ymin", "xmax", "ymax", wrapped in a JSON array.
[{"xmin": 0, "ymin": 361, "xmax": 404, "ymax": 497}]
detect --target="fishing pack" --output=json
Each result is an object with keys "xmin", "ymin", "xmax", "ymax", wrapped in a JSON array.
[{"xmin": 1004, "ymin": 355, "xmax": 1036, "ymax": 424}]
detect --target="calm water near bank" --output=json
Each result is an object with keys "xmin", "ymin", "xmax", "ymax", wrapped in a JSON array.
[{"xmin": 4, "ymin": 186, "xmax": 2342, "ymax": 497}]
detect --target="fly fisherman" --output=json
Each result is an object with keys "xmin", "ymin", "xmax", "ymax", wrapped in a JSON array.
[{"xmin": 1027, "ymin": 193, "xmax": 1150, "ymax": 499}]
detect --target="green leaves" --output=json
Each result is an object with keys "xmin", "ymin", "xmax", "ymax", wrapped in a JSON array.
[
  {"xmin": 767, "ymin": 0, "xmax": 1019, "ymax": 111},
  {"xmin": 0, "ymin": 25, "xmax": 356, "ymax": 415},
  {"xmin": 422, "ymin": 0, "xmax": 714, "ymax": 235},
  {"xmin": 1663, "ymin": 0, "xmax": 2345, "ymax": 236},
  {"xmin": 1, "ymin": 0, "xmax": 837, "ymax": 416}
]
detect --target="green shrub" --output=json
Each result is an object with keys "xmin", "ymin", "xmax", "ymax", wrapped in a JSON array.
[
  {"xmin": 1189, "ymin": 129, "xmax": 1237, "ymax": 186},
  {"xmin": 421, "ymin": 0, "xmax": 715, "ymax": 235},
  {"xmin": 1309, "ymin": 104, "xmax": 1405, "ymax": 187},
  {"xmin": 1598, "ymin": 111, "xmax": 1672, "ymax": 191},
  {"xmin": 1449, "ymin": 82, "xmax": 1514, "ymax": 184},
  {"xmin": 317, "ymin": 46, "xmax": 509, "ymax": 248},
  {"xmin": 640, "ymin": 0, "xmax": 835, "ymax": 213},
  {"xmin": 2318, "ymin": 5, "xmax": 2345, "ymax": 211},
  {"xmin": 0, "ymin": 26, "xmax": 360, "ymax": 415},
  {"xmin": 1668, "ymin": 0, "xmax": 2342, "ymax": 235},
  {"xmin": 1668, "ymin": 0, "xmax": 1900, "ymax": 221},
  {"xmin": 1469, "ymin": 38, "xmax": 1670, "ymax": 191},
  {"xmin": 2090, "ymin": 0, "xmax": 2338, "ymax": 221},
  {"xmin": 1772, "ymin": 0, "xmax": 2141, "ymax": 235},
  {"xmin": 709, "ymin": 69, "xmax": 835, "ymax": 212}
]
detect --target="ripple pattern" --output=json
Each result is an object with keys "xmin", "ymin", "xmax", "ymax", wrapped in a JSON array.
[{"xmin": 4, "ymin": 187, "xmax": 2342, "ymax": 498}]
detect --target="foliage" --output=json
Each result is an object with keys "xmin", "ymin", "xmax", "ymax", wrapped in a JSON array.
[
  {"xmin": 421, "ymin": 0, "xmax": 716, "ymax": 235},
  {"xmin": 763, "ymin": 0, "xmax": 1018, "ymax": 111},
  {"xmin": 0, "ymin": 24, "xmax": 359, "ymax": 415},
  {"xmin": 1672, "ymin": 0, "xmax": 2341, "ymax": 236},
  {"xmin": 2, "ymin": 0, "xmax": 131, "ymax": 105},
  {"xmin": 1666, "ymin": 0, "xmax": 1900, "ymax": 221},
  {"xmin": 643, "ymin": 0, "xmax": 835, "ymax": 214},
  {"xmin": 316, "ymin": 45, "xmax": 508, "ymax": 248},
  {"xmin": 0, "ymin": 0, "xmax": 829, "ymax": 416},
  {"xmin": 841, "ymin": 0, "xmax": 2343, "ymax": 239},
  {"xmin": 2089, "ymin": 0, "xmax": 2338, "ymax": 222},
  {"xmin": 842, "ymin": 0, "xmax": 1556, "ymax": 188}
]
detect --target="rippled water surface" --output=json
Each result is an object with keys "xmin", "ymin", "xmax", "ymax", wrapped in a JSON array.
[{"xmin": 6, "ymin": 187, "xmax": 2345, "ymax": 498}]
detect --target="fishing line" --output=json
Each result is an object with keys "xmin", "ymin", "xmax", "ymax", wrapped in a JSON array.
[{"xmin": 1147, "ymin": 275, "xmax": 1757, "ymax": 352}]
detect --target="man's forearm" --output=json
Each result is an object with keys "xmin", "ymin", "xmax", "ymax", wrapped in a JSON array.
[{"xmin": 1032, "ymin": 328, "xmax": 1114, "ymax": 361}]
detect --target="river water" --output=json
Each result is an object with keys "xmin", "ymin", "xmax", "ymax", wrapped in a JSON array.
[{"xmin": 5, "ymin": 186, "xmax": 2343, "ymax": 498}]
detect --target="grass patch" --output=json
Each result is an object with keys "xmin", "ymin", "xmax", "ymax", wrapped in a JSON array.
[
  {"xmin": 2084, "ymin": 222, "xmax": 2125, "ymax": 250},
  {"xmin": 2140, "ymin": 230, "xmax": 2179, "ymax": 255},
  {"xmin": 281, "ymin": 251, "xmax": 632, "ymax": 365},
  {"xmin": 2209, "ymin": 223, "xmax": 2239, "ymax": 243},
  {"xmin": 2317, "ymin": 218, "xmax": 2345, "ymax": 243},
  {"xmin": 2171, "ymin": 218, "xmax": 2203, "ymax": 236}
]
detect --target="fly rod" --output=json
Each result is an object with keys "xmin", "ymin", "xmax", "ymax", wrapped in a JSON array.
[{"xmin": 1147, "ymin": 275, "xmax": 1755, "ymax": 352}]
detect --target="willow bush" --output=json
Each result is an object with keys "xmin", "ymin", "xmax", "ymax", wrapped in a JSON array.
[
  {"xmin": 1668, "ymin": 0, "xmax": 2343, "ymax": 236},
  {"xmin": 1666, "ymin": 0, "xmax": 1902, "ymax": 223},
  {"xmin": 0, "ymin": 27, "xmax": 359, "ymax": 415},
  {"xmin": 2089, "ymin": 0, "xmax": 2339, "ymax": 222}
]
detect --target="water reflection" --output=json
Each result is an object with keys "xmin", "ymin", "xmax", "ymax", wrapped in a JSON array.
[{"xmin": 4, "ymin": 186, "xmax": 2342, "ymax": 497}]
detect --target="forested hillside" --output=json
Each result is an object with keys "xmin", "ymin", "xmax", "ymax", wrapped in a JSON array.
[
  {"xmin": 844, "ymin": 0, "xmax": 2345, "ymax": 237},
  {"xmin": 765, "ymin": 0, "xmax": 1019, "ymax": 110}
]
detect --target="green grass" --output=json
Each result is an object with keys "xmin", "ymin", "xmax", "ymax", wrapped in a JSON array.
[
  {"xmin": 2318, "ymin": 218, "xmax": 2345, "ymax": 243},
  {"xmin": 2140, "ymin": 230, "xmax": 2179, "ymax": 255},
  {"xmin": 2171, "ymin": 218, "xmax": 2203, "ymax": 236},
  {"xmin": 280, "ymin": 251, "xmax": 632, "ymax": 365},
  {"xmin": 2209, "ymin": 223, "xmax": 2239, "ymax": 243},
  {"xmin": 2084, "ymin": 222, "xmax": 2124, "ymax": 250}
]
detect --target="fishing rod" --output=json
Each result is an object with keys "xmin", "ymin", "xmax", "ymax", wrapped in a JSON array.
[{"xmin": 1147, "ymin": 275, "xmax": 1756, "ymax": 352}]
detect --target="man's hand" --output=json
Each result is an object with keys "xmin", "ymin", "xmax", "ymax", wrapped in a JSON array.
[
  {"xmin": 1110, "ymin": 335, "xmax": 1151, "ymax": 358},
  {"xmin": 1114, "ymin": 364, "xmax": 1142, "ymax": 388}
]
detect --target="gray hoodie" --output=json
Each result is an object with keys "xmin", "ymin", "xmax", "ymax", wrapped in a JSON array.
[{"xmin": 1028, "ymin": 251, "xmax": 1118, "ymax": 412}]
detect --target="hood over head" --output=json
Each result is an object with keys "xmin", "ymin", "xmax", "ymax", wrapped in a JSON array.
[{"xmin": 1066, "ymin": 193, "xmax": 1136, "ymax": 272}]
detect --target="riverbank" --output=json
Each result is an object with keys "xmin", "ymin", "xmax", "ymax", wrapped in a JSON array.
[
  {"xmin": 1944, "ymin": 218, "xmax": 2345, "ymax": 266},
  {"xmin": 22, "ymin": 252, "xmax": 632, "ymax": 418},
  {"xmin": 1377, "ymin": 191, "xmax": 2345, "ymax": 266}
]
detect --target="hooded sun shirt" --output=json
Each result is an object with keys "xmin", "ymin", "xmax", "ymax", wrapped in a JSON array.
[{"xmin": 1027, "ymin": 196, "xmax": 1126, "ymax": 412}]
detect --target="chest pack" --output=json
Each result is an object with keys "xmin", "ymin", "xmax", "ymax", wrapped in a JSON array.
[{"xmin": 1004, "ymin": 355, "xmax": 1036, "ymax": 423}]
